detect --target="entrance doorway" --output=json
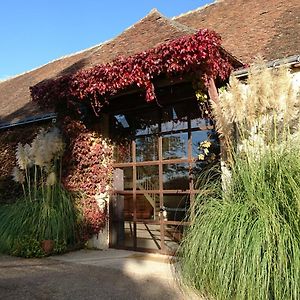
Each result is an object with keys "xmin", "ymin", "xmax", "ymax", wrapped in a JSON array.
[{"xmin": 109, "ymin": 98, "xmax": 218, "ymax": 254}]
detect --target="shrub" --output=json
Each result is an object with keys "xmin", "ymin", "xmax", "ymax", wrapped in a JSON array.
[{"xmin": 11, "ymin": 236, "xmax": 45, "ymax": 258}]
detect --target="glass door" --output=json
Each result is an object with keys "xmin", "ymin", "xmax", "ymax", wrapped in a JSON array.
[{"xmin": 109, "ymin": 99, "xmax": 219, "ymax": 254}]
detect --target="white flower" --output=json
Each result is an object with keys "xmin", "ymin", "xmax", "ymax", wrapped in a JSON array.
[
  {"xmin": 12, "ymin": 167, "xmax": 25, "ymax": 184},
  {"xmin": 30, "ymin": 127, "xmax": 64, "ymax": 167},
  {"xmin": 16, "ymin": 143, "xmax": 32, "ymax": 170}
]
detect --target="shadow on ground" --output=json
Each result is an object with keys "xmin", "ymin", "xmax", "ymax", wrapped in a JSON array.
[{"xmin": 0, "ymin": 250, "xmax": 197, "ymax": 300}]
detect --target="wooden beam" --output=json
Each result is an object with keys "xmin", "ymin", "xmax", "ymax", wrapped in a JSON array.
[{"xmin": 207, "ymin": 77, "xmax": 219, "ymax": 103}]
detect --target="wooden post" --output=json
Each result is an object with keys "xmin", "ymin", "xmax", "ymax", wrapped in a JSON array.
[{"xmin": 207, "ymin": 77, "xmax": 219, "ymax": 104}]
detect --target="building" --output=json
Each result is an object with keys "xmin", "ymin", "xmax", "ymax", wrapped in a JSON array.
[{"xmin": 0, "ymin": 0, "xmax": 299, "ymax": 254}]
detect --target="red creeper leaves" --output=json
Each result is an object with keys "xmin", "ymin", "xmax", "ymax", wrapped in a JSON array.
[{"xmin": 31, "ymin": 29, "xmax": 233, "ymax": 115}]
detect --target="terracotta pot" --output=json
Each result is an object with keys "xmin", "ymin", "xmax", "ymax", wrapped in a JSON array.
[{"xmin": 41, "ymin": 240, "xmax": 54, "ymax": 255}]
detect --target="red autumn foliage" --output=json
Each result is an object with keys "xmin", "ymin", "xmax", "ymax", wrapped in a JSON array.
[
  {"xmin": 81, "ymin": 197, "xmax": 107, "ymax": 238},
  {"xmin": 61, "ymin": 117, "xmax": 113, "ymax": 237},
  {"xmin": 31, "ymin": 29, "xmax": 233, "ymax": 115}
]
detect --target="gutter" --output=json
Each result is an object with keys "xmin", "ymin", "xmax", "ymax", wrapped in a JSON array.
[
  {"xmin": 233, "ymin": 54, "xmax": 300, "ymax": 78},
  {"xmin": 0, "ymin": 113, "xmax": 57, "ymax": 130}
]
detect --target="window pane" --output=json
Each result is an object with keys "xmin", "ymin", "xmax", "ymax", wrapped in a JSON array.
[
  {"xmin": 136, "ymin": 223, "xmax": 161, "ymax": 250},
  {"xmin": 110, "ymin": 195, "xmax": 134, "ymax": 248},
  {"xmin": 113, "ymin": 141, "xmax": 132, "ymax": 163},
  {"xmin": 191, "ymin": 117, "xmax": 213, "ymax": 129},
  {"xmin": 136, "ymin": 165, "xmax": 159, "ymax": 190},
  {"xmin": 161, "ymin": 105, "xmax": 188, "ymax": 132},
  {"xmin": 136, "ymin": 194, "xmax": 159, "ymax": 220},
  {"xmin": 113, "ymin": 168, "xmax": 133, "ymax": 191},
  {"xmin": 192, "ymin": 161, "xmax": 221, "ymax": 189},
  {"xmin": 163, "ymin": 163, "xmax": 189, "ymax": 190},
  {"xmin": 136, "ymin": 136, "xmax": 158, "ymax": 162},
  {"xmin": 129, "ymin": 109, "xmax": 159, "ymax": 136},
  {"xmin": 192, "ymin": 130, "xmax": 219, "ymax": 158},
  {"xmin": 162, "ymin": 132, "xmax": 188, "ymax": 160},
  {"xmin": 163, "ymin": 194, "xmax": 190, "ymax": 222},
  {"xmin": 164, "ymin": 225, "xmax": 187, "ymax": 253}
]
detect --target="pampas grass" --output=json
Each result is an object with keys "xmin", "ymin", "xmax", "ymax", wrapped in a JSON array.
[
  {"xmin": 211, "ymin": 63, "xmax": 300, "ymax": 163},
  {"xmin": 13, "ymin": 127, "xmax": 65, "ymax": 202},
  {"xmin": 178, "ymin": 143, "xmax": 300, "ymax": 299},
  {"xmin": 1, "ymin": 127, "xmax": 79, "ymax": 256},
  {"xmin": 177, "ymin": 63, "xmax": 300, "ymax": 299}
]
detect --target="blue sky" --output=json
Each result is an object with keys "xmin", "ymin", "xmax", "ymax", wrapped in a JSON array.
[{"xmin": 0, "ymin": 0, "xmax": 213, "ymax": 80}]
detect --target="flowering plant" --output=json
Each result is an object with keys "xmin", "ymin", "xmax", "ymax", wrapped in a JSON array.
[{"xmin": 12, "ymin": 127, "xmax": 64, "ymax": 203}]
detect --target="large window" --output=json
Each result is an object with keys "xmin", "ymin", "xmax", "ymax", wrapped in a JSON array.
[{"xmin": 110, "ymin": 99, "xmax": 219, "ymax": 253}]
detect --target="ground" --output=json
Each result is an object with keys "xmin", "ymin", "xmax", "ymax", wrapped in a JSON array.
[{"xmin": 0, "ymin": 249, "xmax": 199, "ymax": 300}]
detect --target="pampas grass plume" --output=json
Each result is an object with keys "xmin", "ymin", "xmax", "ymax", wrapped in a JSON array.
[
  {"xmin": 16, "ymin": 143, "xmax": 32, "ymax": 170},
  {"xmin": 12, "ymin": 167, "xmax": 25, "ymax": 184}
]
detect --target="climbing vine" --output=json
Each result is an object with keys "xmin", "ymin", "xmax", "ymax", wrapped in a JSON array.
[
  {"xmin": 61, "ymin": 116, "xmax": 114, "ymax": 237},
  {"xmin": 31, "ymin": 29, "xmax": 234, "ymax": 116}
]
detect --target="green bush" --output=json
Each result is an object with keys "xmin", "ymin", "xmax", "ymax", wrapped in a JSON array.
[
  {"xmin": 11, "ymin": 236, "xmax": 45, "ymax": 258},
  {"xmin": 0, "ymin": 185, "xmax": 80, "ymax": 257}
]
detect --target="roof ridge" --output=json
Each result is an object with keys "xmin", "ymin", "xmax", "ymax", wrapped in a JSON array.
[
  {"xmin": 171, "ymin": 1, "xmax": 218, "ymax": 20},
  {"xmin": 157, "ymin": 10, "xmax": 196, "ymax": 34},
  {"xmin": 0, "ymin": 42, "xmax": 105, "ymax": 85}
]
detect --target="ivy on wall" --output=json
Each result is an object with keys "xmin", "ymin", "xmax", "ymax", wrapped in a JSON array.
[
  {"xmin": 61, "ymin": 117, "xmax": 114, "ymax": 237},
  {"xmin": 31, "ymin": 29, "xmax": 234, "ymax": 116}
]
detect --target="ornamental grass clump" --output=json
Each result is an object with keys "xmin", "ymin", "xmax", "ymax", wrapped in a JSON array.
[
  {"xmin": 0, "ymin": 127, "xmax": 78, "ymax": 256},
  {"xmin": 177, "ymin": 63, "xmax": 300, "ymax": 299}
]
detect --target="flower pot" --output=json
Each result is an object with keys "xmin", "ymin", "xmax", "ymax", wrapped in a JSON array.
[{"xmin": 41, "ymin": 240, "xmax": 54, "ymax": 255}]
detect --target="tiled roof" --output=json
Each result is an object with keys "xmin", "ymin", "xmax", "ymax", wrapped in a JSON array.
[
  {"xmin": 0, "ymin": 9, "xmax": 198, "ymax": 125},
  {"xmin": 1, "ymin": 1, "xmax": 299, "ymax": 125},
  {"xmin": 174, "ymin": 0, "xmax": 300, "ymax": 64}
]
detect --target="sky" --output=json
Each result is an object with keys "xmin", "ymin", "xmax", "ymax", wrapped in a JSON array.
[{"xmin": 0, "ymin": 0, "xmax": 213, "ymax": 81}]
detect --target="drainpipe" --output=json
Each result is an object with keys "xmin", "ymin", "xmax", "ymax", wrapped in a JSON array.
[{"xmin": 233, "ymin": 54, "xmax": 300, "ymax": 78}]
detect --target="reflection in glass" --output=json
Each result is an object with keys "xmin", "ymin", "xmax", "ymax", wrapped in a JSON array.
[
  {"xmin": 163, "ymin": 194, "xmax": 190, "ymax": 221},
  {"xmin": 114, "ymin": 141, "xmax": 132, "ymax": 163},
  {"xmin": 122, "ymin": 167, "xmax": 133, "ymax": 190},
  {"xmin": 130, "ymin": 109, "xmax": 159, "ymax": 136},
  {"xmin": 161, "ymin": 102, "xmax": 190, "ymax": 133},
  {"xmin": 136, "ymin": 223, "xmax": 161, "ymax": 250},
  {"xmin": 135, "ymin": 194, "xmax": 157, "ymax": 220},
  {"xmin": 110, "ymin": 195, "xmax": 134, "ymax": 248},
  {"xmin": 191, "ymin": 117, "xmax": 212, "ymax": 129},
  {"xmin": 123, "ymin": 194, "xmax": 134, "ymax": 220},
  {"xmin": 161, "ymin": 106, "xmax": 188, "ymax": 132},
  {"xmin": 163, "ymin": 163, "xmax": 189, "ymax": 190},
  {"xmin": 162, "ymin": 132, "xmax": 188, "ymax": 160},
  {"xmin": 136, "ymin": 136, "xmax": 158, "ymax": 162},
  {"xmin": 192, "ymin": 161, "xmax": 220, "ymax": 190},
  {"xmin": 136, "ymin": 165, "xmax": 159, "ymax": 190},
  {"xmin": 124, "ymin": 221, "xmax": 135, "ymax": 248}
]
